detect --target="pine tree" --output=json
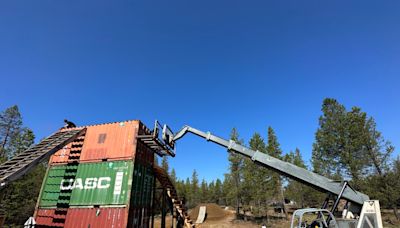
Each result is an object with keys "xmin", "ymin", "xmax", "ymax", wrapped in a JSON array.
[
  {"xmin": 362, "ymin": 157, "xmax": 400, "ymax": 220},
  {"xmin": 312, "ymin": 98, "xmax": 394, "ymax": 186},
  {"xmin": 265, "ymin": 126, "xmax": 287, "ymax": 219},
  {"xmin": 244, "ymin": 132, "xmax": 271, "ymax": 213},
  {"xmin": 0, "ymin": 105, "xmax": 23, "ymax": 159},
  {"xmin": 10, "ymin": 128, "xmax": 34, "ymax": 155},
  {"xmin": 2, "ymin": 164, "xmax": 46, "ymax": 225},
  {"xmin": 265, "ymin": 127, "xmax": 283, "ymax": 199},
  {"xmin": 170, "ymin": 168, "xmax": 177, "ymax": 185},
  {"xmin": 284, "ymin": 148, "xmax": 320, "ymax": 208},
  {"xmin": 365, "ymin": 118, "xmax": 394, "ymax": 176},
  {"xmin": 190, "ymin": 170, "xmax": 199, "ymax": 208},
  {"xmin": 208, "ymin": 181, "xmax": 216, "ymax": 203},
  {"xmin": 214, "ymin": 178, "xmax": 222, "ymax": 204},
  {"xmin": 185, "ymin": 177, "xmax": 191, "ymax": 204},
  {"xmin": 227, "ymin": 128, "xmax": 244, "ymax": 216},
  {"xmin": 312, "ymin": 98, "xmax": 346, "ymax": 177},
  {"xmin": 200, "ymin": 179, "xmax": 208, "ymax": 203},
  {"xmin": 0, "ymin": 105, "xmax": 46, "ymax": 226},
  {"xmin": 161, "ymin": 156, "xmax": 169, "ymax": 173},
  {"xmin": 222, "ymin": 174, "xmax": 233, "ymax": 206}
]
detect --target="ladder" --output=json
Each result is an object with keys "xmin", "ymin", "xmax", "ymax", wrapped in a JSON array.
[
  {"xmin": 153, "ymin": 166, "xmax": 195, "ymax": 228},
  {"xmin": 0, "ymin": 128, "xmax": 86, "ymax": 189}
]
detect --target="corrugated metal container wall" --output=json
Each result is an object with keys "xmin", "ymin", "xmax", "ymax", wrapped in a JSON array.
[
  {"xmin": 35, "ymin": 209, "xmax": 65, "ymax": 227},
  {"xmin": 35, "ymin": 120, "xmax": 157, "ymax": 227},
  {"xmin": 70, "ymin": 161, "xmax": 133, "ymax": 206},
  {"xmin": 39, "ymin": 161, "xmax": 133, "ymax": 207},
  {"xmin": 79, "ymin": 121, "xmax": 139, "ymax": 162},
  {"xmin": 127, "ymin": 128, "xmax": 155, "ymax": 228},
  {"xmin": 135, "ymin": 122, "xmax": 155, "ymax": 167},
  {"xmin": 131, "ymin": 163, "xmax": 154, "ymax": 208},
  {"xmin": 35, "ymin": 208, "xmax": 128, "ymax": 228},
  {"xmin": 39, "ymin": 165, "xmax": 78, "ymax": 207},
  {"xmin": 49, "ymin": 142, "xmax": 72, "ymax": 164},
  {"xmin": 49, "ymin": 135, "xmax": 85, "ymax": 164},
  {"xmin": 64, "ymin": 208, "xmax": 128, "ymax": 228}
]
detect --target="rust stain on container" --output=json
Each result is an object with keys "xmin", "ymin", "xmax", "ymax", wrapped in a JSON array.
[
  {"xmin": 80, "ymin": 120, "xmax": 139, "ymax": 162},
  {"xmin": 35, "ymin": 209, "xmax": 66, "ymax": 227},
  {"xmin": 48, "ymin": 120, "xmax": 154, "ymax": 165},
  {"xmin": 35, "ymin": 208, "xmax": 128, "ymax": 228},
  {"xmin": 50, "ymin": 135, "xmax": 85, "ymax": 164},
  {"xmin": 49, "ymin": 143, "xmax": 72, "ymax": 164},
  {"xmin": 65, "ymin": 208, "xmax": 128, "ymax": 228}
]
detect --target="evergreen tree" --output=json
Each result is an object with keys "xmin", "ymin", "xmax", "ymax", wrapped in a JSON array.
[
  {"xmin": 170, "ymin": 168, "xmax": 177, "ymax": 185},
  {"xmin": 208, "ymin": 181, "xmax": 216, "ymax": 203},
  {"xmin": 265, "ymin": 127, "xmax": 283, "ymax": 200},
  {"xmin": 362, "ymin": 157, "xmax": 400, "ymax": 220},
  {"xmin": 265, "ymin": 126, "xmax": 287, "ymax": 218},
  {"xmin": 176, "ymin": 180, "xmax": 187, "ymax": 200},
  {"xmin": 222, "ymin": 174, "xmax": 233, "ymax": 206},
  {"xmin": 312, "ymin": 98, "xmax": 394, "ymax": 186},
  {"xmin": 312, "ymin": 98, "xmax": 346, "ymax": 177},
  {"xmin": 190, "ymin": 170, "xmax": 199, "ymax": 207},
  {"xmin": 365, "ymin": 118, "xmax": 394, "ymax": 176},
  {"xmin": 284, "ymin": 148, "xmax": 320, "ymax": 208},
  {"xmin": 0, "ymin": 105, "xmax": 46, "ymax": 226},
  {"xmin": 0, "ymin": 105, "xmax": 23, "ymax": 158},
  {"xmin": 214, "ymin": 178, "xmax": 222, "ymax": 204},
  {"xmin": 200, "ymin": 179, "xmax": 208, "ymax": 203},
  {"xmin": 9, "ymin": 128, "xmax": 34, "ymax": 155},
  {"xmin": 227, "ymin": 128, "xmax": 244, "ymax": 216},
  {"xmin": 2, "ymin": 164, "xmax": 46, "ymax": 225},
  {"xmin": 185, "ymin": 177, "xmax": 191, "ymax": 203},
  {"xmin": 244, "ymin": 133, "xmax": 271, "ymax": 211},
  {"xmin": 161, "ymin": 156, "xmax": 169, "ymax": 173}
]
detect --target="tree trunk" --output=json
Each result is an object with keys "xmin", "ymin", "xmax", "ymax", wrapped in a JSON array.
[
  {"xmin": 393, "ymin": 206, "xmax": 399, "ymax": 221},
  {"xmin": 235, "ymin": 179, "xmax": 240, "ymax": 218},
  {"xmin": 279, "ymin": 179, "xmax": 289, "ymax": 220},
  {"xmin": 0, "ymin": 127, "xmax": 10, "ymax": 158}
]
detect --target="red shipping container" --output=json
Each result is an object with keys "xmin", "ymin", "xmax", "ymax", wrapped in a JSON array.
[
  {"xmin": 65, "ymin": 207, "xmax": 128, "ymax": 228},
  {"xmin": 35, "ymin": 208, "xmax": 128, "ymax": 228},
  {"xmin": 48, "ymin": 120, "xmax": 155, "ymax": 165},
  {"xmin": 79, "ymin": 120, "xmax": 139, "ymax": 162},
  {"xmin": 49, "ymin": 135, "xmax": 85, "ymax": 164},
  {"xmin": 35, "ymin": 209, "xmax": 67, "ymax": 227},
  {"xmin": 49, "ymin": 142, "xmax": 72, "ymax": 164}
]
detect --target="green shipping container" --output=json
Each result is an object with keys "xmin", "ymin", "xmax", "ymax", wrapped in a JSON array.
[
  {"xmin": 39, "ymin": 161, "xmax": 133, "ymax": 207},
  {"xmin": 131, "ymin": 162, "xmax": 154, "ymax": 208},
  {"xmin": 39, "ymin": 165, "xmax": 78, "ymax": 207}
]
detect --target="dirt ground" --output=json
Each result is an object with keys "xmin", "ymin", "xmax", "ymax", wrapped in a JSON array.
[
  {"xmin": 154, "ymin": 203, "xmax": 290, "ymax": 228},
  {"xmin": 188, "ymin": 203, "xmax": 230, "ymax": 222},
  {"xmin": 154, "ymin": 204, "xmax": 400, "ymax": 228}
]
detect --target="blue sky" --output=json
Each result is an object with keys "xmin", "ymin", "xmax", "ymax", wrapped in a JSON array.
[{"xmin": 1, "ymin": 1, "xmax": 399, "ymax": 182}]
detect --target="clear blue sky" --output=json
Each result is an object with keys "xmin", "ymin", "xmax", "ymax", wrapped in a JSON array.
[{"xmin": 1, "ymin": 1, "xmax": 399, "ymax": 182}]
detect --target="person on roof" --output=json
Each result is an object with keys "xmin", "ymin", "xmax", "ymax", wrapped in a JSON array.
[{"xmin": 64, "ymin": 119, "xmax": 76, "ymax": 128}]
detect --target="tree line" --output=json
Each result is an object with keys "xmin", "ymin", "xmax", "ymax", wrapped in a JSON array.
[
  {"xmin": 1, "ymin": 98, "xmax": 399, "ymax": 225},
  {"xmin": 0, "ymin": 105, "xmax": 46, "ymax": 226},
  {"xmin": 161, "ymin": 98, "xmax": 400, "ymax": 221}
]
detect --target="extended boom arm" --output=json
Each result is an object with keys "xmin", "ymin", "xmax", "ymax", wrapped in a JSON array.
[{"xmin": 172, "ymin": 125, "xmax": 369, "ymax": 207}]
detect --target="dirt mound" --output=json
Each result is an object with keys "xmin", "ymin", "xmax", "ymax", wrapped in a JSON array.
[{"xmin": 189, "ymin": 203, "xmax": 229, "ymax": 222}]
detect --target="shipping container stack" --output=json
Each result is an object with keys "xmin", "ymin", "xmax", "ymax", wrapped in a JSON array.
[{"xmin": 34, "ymin": 120, "xmax": 155, "ymax": 228}]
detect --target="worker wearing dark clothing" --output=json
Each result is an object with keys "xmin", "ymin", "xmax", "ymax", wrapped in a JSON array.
[{"xmin": 64, "ymin": 119, "xmax": 76, "ymax": 128}]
